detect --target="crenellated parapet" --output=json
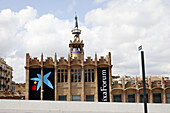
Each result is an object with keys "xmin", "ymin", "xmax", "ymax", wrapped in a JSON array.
[
  {"xmin": 125, "ymin": 81, "xmax": 135, "ymax": 89},
  {"xmin": 97, "ymin": 56, "xmax": 109, "ymax": 66},
  {"xmin": 29, "ymin": 57, "xmax": 41, "ymax": 67},
  {"xmin": 70, "ymin": 57, "xmax": 81, "ymax": 66},
  {"xmin": 25, "ymin": 53, "xmax": 112, "ymax": 68},
  {"xmin": 112, "ymin": 81, "xmax": 122, "ymax": 89},
  {"xmin": 84, "ymin": 57, "xmax": 95, "ymax": 66},
  {"xmin": 152, "ymin": 81, "xmax": 162, "ymax": 88},
  {"xmin": 112, "ymin": 75, "xmax": 170, "ymax": 103},
  {"xmin": 138, "ymin": 82, "xmax": 149, "ymax": 89},
  {"xmin": 43, "ymin": 57, "xmax": 54, "ymax": 67},
  {"xmin": 165, "ymin": 80, "xmax": 170, "ymax": 88},
  {"xmin": 26, "ymin": 54, "xmax": 55, "ymax": 68},
  {"xmin": 57, "ymin": 57, "xmax": 68, "ymax": 66},
  {"xmin": 112, "ymin": 76, "xmax": 169, "ymax": 90}
]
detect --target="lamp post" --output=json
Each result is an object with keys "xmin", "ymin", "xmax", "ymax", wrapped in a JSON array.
[{"xmin": 138, "ymin": 45, "xmax": 148, "ymax": 113}]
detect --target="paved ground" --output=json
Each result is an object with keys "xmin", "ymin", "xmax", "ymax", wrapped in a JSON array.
[
  {"xmin": 0, "ymin": 110, "xmax": 115, "ymax": 113},
  {"xmin": 0, "ymin": 100, "xmax": 170, "ymax": 113}
]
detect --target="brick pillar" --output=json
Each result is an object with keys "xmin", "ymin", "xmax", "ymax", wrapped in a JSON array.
[
  {"xmin": 25, "ymin": 67, "xmax": 29, "ymax": 100},
  {"xmin": 148, "ymin": 76, "xmax": 151, "ymax": 89},
  {"xmin": 162, "ymin": 89, "xmax": 166, "ymax": 103},
  {"xmin": 95, "ymin": 53, "xmax": 98, "ymax": 102},
  {"xmin": 137, "ymin": 90, "xmax": 140, "ymax": 103},
  {"xmin": 109, "ymin": 65, "xmax": 112, "ymax": 102},
  {"xmin": 108, "ymin": 52, "xmax": 112, "ymax": 102},
  {"xmin": 136, "ymin": 76, "xmax": 139, "ymax": 103},
  {"xmin": 25, "ymin": 53, "xmax": 30, "ymax": 100},
  {"xmin": 123, "ymin": 91, "xmax": 126, "ymax": 102},
  {"xmin": 150, "ymin": 90, "xmax": 153, "ymax": 103},
  {"xmin": 40, "ymin": 53, "xmax": 43, "ymax": 100},
  {"xmin": 161, "ymin": 76, "xmax": 165, "ymax": 88},
  {"xmin": 161, "ymin": 76, "xmax": 166, "ymax": 103},
  {"xmin": 81, "ymin": 66, "xmax": 85, "ymax": 101},
  {"xmin": 122, "ymin": 76, "xmax": 125, "ymax": 89},
  {"xmin": 54, "ymin": 53, "xmax": 57, "ymax": 101},
  {"xmin": 68, "ymin": 54, "xmax": 71, "ymax": 101},
  {"xmin": 122, "ymin": 76, "xmax": 126, "ymax": 102}
]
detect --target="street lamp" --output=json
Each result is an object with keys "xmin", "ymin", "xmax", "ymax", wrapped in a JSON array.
[{"xmin": 138, "ymin": 45, "xmax": 148, "ymax": 113}]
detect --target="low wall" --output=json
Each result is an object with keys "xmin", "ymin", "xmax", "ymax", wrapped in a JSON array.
[{"xmin": 0, "ymin": 100, "xmax": 169, "ymax": 113}]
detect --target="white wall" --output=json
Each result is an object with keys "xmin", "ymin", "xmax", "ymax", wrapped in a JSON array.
[{"xmin": 0, "ymin": 100, "xmax": 170, "ymax": 113}]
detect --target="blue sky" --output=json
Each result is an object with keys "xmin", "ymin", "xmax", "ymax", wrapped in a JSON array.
[
  {"xmin": 0, "ymin": 0, "xmax": 106, "ymax": 22},
  {"xmin": 1, "ymin": 0, "xmax": 170, "ymax": 83}
]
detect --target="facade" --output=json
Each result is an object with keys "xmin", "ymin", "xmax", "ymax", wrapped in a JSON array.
[
  {"xmin": 0, "ymin": 82, "xmax": 25, "ymax": 99},
  {"xmin": 0, "ymin": 58, "xmax": 24, "ymax": 99},
  {"xmin": 25, "ymin": 16, "xmax": 112, "ymax": 102},
  {"xmin": 14, "ymin": 83, "xmax": 25, "ymax": 99},
  {"xmin": 0, "ymin": 57, "xmax": 13, "ymax": 92},
  {"xmin": 112, "ymin": 76, "xmax": 170, "ymax": 103},
  {"xmin": 24, "ymin": 16, "xmax": 170, "ymax": 103}
]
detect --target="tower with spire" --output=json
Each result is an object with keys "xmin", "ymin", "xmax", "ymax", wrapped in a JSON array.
[{"xmin": 69, "ymin": 16, "xmax": 84, "ymax": 61}]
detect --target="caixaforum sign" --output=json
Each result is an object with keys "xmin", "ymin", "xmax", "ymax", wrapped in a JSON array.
[
  {"xmin": 29, "ymin": 68, "xmax": 55, "ymax": 100},
  {"xmin": 98, "ymin": 67, "xmax": 110, "ymax": 102}
]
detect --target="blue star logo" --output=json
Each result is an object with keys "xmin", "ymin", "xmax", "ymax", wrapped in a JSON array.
[{"xmin": 30, "ymin": 72, "xmax": 54, "ymax": 91}]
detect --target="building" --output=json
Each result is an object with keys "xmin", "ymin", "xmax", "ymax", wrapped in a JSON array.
[
  {"xmin": 112, "ymin": 75, "xmax": 170, "ymax": 103},
  {"xmin": 25, "ymin": 16, "xmax": 112, "ymax": 102},
  {"xmin": 0, "ymin": 58, "xmax": 24, "ymax": 99},
  {"xmin": 0, "ymin": 81, "xmax": 25, "ymax": 99},
  {"xmin": 0, "ymin": 58, "xmax": 13, "ymax": 92},
  {"xmin": 14, "ymin": 83, "xmax": 25, "ymax": 99},
  {"xmin": 25, "ymin": 16, "xmax": 170, "ymax": 103}
]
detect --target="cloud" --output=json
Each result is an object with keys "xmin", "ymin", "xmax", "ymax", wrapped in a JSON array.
[
  {"xmin": 1, "ymin": 6, "xmax": 73, "ymax": 83},
  {"xmin": 22, "ymin": 14, "xmax": 72, "ymax": 57},
  {"xmin": 85, "ymin": 0, "xmax": 170, "ymax": 76},
  {"xmin": 0, "ymin": 6, "xmax": 36, "ymax": 57},
  {"xmin": 1, "ymin": 0, "xmax": 170, "ymax": 82}
]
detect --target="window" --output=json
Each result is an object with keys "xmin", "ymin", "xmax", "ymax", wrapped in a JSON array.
[
  {"xmin": 88, "ymin": 69, "xmax": 91, "ymax": 82},
  {"xmin": 113, "ymin": 94, "xmax": 122, "ymax": 102},
  {"xmin": 61, "ymin": 69, "xmax": 64, "ymax": 82},
  {"xmin": 140, "ymin": 94, "xmax": 148, "ymax": 103},
  {"xmin": 65, "ymin": 69, "xmax": 67, "ymax": 82},
  {"xmin": 153, "ymin": 93, "xmax": 162, "ymax": 103},
  {"xmin": 84, "ymin": 69, "xmax": 94, "ymax": 82},
  {"xmin": 86, "ymin": 95, "xmax": 94, "ymax": 102},
  {"xmin": 59, "ymin": 96, "xmax": 67, "ymax": 101},
  {"xmin": 57, "ymin": 69, "xmax": 68, "ymax": 83},
  {"xmin": 85, "ymin": 69, "xmax": 87, "ymax": 82},
  {"xmin": 127, "ymin": 94, "xmax": 135, "ymax": 103},
  {"xmin": 72, "ymin": 95, "xmax": 81, "ymax": 101},
  {"xmin": 166, "ymin": 93, "xmax": 170, "ymax": 103},
  {"xmin": 78, "ymin": 69, "xmax": 81, "ymax": 82},
  {"xmin": 75, "ymin": 69, "xmax": 77, "ymax": 82},
  {"xmin": 57, "ymin": 70, "xmax": 60, "ymax": 82},
  {"xmin": 92, "ymin": 69, "xmax": 94, "ymax": 82},
  {"xmin": 71, "ymin": 69, "xmax": 81, "ymax": 82}
]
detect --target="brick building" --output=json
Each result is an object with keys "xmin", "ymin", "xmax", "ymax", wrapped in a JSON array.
[
  {"xmin": 25, "ymin": 16, "xmax": 112, "ymax": 102},
  {"xmin": 0, "ymin": 57, "xmax": 13, "ymax": 92},
  {"xmin": 0, "ymin": 58, "xmax": 24, "ymax": 99},
  {"xmin": 112, "ymin": 75, "xmax": 170, "ymax": 103},
  {"xmin": 25, "ymin": 16, "xmax": 170, "ymax": 103}
]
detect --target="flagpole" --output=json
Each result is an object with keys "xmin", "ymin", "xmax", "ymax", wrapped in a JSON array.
[{"xmin": 138, "ymin": 46, "xmax": 148, "ymax": 113}]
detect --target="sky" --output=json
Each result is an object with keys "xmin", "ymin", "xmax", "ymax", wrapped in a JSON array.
[{"xmin": 0, "ymin": 0, "xmax": 170, "ymax": 83}]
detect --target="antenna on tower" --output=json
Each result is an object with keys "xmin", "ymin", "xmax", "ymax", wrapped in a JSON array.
[{"xmin": 75, "ymin": 12, "xmax": 78, "ymax": 28}]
